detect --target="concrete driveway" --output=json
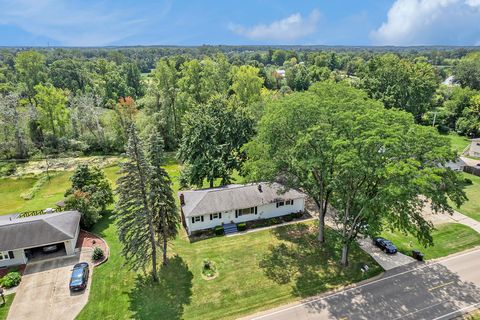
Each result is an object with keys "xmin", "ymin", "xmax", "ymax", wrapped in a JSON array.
[
  {"xmin": 7, "ymin": 249, "xmax": 93, "ymax": 320},
  {"xmin": 357, "ymin": 237, "xmax": 416, "ymax": 270}
]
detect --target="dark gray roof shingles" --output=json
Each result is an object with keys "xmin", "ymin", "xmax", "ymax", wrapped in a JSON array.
[
  {"xmin": 0, "ymin": 211, "xmax": 81, "ymax": 251},
  {"xmin": 180, "ymin": 183, "xmax": 306, "ymax": 217}
]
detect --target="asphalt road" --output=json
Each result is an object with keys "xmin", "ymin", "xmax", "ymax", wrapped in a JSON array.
[{"xmin": 246, "ymin": 249, "xmax": 480, "ymax": 320}]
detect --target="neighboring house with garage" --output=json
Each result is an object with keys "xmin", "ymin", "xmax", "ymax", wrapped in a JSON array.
[
  {"xmin": 179, "ymin": 182, "xmax": 306, "ymax": 235},
  {"xmin": 0, "ymin": 210, "xmax": 81, "ymax": 268}
]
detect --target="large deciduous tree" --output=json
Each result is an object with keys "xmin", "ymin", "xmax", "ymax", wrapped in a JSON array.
[
  {"xmin": 64, "ymin": 164, "xmax": 113, "ymax": 229},
  {"xmin": 231, "ymin": 65, "xmax": 264, "ymax": 107},
  {"xmin": 33, "ymin": 84, "xmax": 69, "ymax": 141},
  {"xmin": 247, "ymin": 81, "xmax": 466, "ymax": 265},
  {"xmin": 178, "ymin": 95, "xmax": 254, "ymax": 188},
  {"xmin": 14, "ymin": 51, "xmax": 47, "ymax": 101},
  {"xmin": 361, "ymin": 54, "xmax": 438, "ymax": 121},
  {"xmin": 0, "ymin": 93, "xmax": 29, "ymax": 159},
  {"xmin": 454, "ymin": 53, "xmax": 480, "ymax": 90}
]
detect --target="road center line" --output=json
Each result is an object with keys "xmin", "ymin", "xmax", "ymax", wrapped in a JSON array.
[
  {"xmin": 251, "ymin": 248, "xmax": 480, "ymax": 320},
  {"xmin": 428, "ymin": 281, "xmax": 454, "ymax": 292}
]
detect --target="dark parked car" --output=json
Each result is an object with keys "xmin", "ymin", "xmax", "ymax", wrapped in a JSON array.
[
  {"xmin": 373, "ymin": 237, "xmax": 398, "ymax": 254},
  {"xmin": 69, "ymin": 262, "xmax": 89, "ymax": 291},
  {"xmin": 42, "ymin": 244, "xmax": 59, "ymax": 254}
]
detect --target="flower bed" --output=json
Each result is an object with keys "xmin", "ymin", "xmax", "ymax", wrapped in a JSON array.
[{"xmin": 75, "ymin": 230, "xmax": 109, "ymax": 266}]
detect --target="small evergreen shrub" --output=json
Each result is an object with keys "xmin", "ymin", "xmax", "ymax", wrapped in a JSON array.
[
  {"xmin": 283, "ymin": 214, "xmax": 293, "ymax": 222},
  {"xmin": 0, "ymin": 271, "xmax": 22, "ymax": 288},
  {"xmin": 464, "ymin": 178, "xmax": 473, "ymax": 185},
  {"xmin": 293, "ymin": 211, "xmax": 304, "ymax": 219},
  {"xmin": 237, "ymin": 222, "xmax": 247, "ymax": 231},
  {"xmin": 202, "ymin": 259, "xmax": 217, "ymax": 278},
  {"xmin": 92, "ymin": 247, "xmax": 105, "ymax": 261},
  {"xmin": 214, "ymin": 225, "xmax": 224, "ymax": 236}
]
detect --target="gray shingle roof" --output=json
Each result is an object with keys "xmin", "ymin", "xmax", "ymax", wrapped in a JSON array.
[
  {"xmin": 179, "ymin": 183, "xmax": 306, "ymax": 217},
  {"xmin": 0, "ymin": 211, "xmax": 81, "ymax": 251}
]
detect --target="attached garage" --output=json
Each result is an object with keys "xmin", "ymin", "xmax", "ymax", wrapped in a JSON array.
[{"xmin": 0, "ymin": 211, "xmax": 81, "ymax": 268}]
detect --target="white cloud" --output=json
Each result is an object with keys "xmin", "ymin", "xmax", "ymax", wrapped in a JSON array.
[
  {"xmin": 230, "ymin": 10, "xmax": 320, "ymax": 42},
  {"xmin": 0, "ymin": 0, "xmax": 171, "ymax": 46},
  {"xmin": 371, "ymin": 0, "xmax": 480, "ymax": 45}
]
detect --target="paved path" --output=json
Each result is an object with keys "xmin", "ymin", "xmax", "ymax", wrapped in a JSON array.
[
  {"xmin": 422, "ymin": 204, "xmax": 480, "ymax": 234},
  {"xmin": 7, "ymin": 249, "xmax": 93, "ymax": 320},
  {"xmin": 243, "ymin": 248, "xmax": 480, "ymax": 320},
  {"xmin": 357, "ymin": 238, "xmax": 416, "ymax": 270}
]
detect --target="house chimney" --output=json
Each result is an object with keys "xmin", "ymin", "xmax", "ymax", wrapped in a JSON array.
[
  {"xmin": 257, "ymin": 184, "xmax": 262, "ymax": 192},
  {"xmin": 180, "ymin": 193, "xmax": 185, "ymax": 206}
]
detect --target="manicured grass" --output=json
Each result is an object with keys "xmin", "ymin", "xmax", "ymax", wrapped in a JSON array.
[
  {"xmin": 0, "ymin": 293, "xmax": 15, "ymax": 320},
  {"xmin": 1, "ymin": 158, "xmax": 381, "ymax": 319},
  {"xmin": 0, "ymin": 171, "xmax": 77, "ymax": 215},
  {"xmin": 78, "ymin": 217, "xmax": 381, "ymax": 320},
  {"xmin": 447, "ymin": 132, "xmax": 470, "ymax": 154},
  {"xmin": 381, "ymin": 223, "xmax": 480, "ymax": 260},
  {"xmin": 454, "ymin": 173, "xmax": 480, "ymax": 222}
]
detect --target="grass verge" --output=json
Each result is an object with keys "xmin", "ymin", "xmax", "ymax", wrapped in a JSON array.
[
  {"xmin": 454, "ymin": 173, "xmax": 480, "ymax": 222},
  {"xmin": 0, "ymin": 293, "xmax": 15, "ymax": 320},
  {"xmin": 381, "ymin": 223, "xmax": 480, "ymax": 260}
]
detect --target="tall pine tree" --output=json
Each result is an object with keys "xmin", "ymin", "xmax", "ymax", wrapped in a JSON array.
[
  {"xmin": 147, "ymin": 128, "xmax": 179, "ymax": 265},
  {"xmin": 116, "ymin": 124, "xmax": 159, "ymax": 281}
]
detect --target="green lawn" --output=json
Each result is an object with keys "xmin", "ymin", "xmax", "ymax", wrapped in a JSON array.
[
  {"xmin": 453, "ymin": 173, "xmax": 480, "ymax": 222},
  {"xmin": 447, "ymin": 132, "xmax": 470, "ymax": 154},
  {"xmin": 381, "ymin": 223, "xmax": 480, "ymax": 260},
  {"xmin": 0, "ymin": 159, "xmax": 381, "ymax": 320},
  {"xmin": 77, "ymin": 217, "xmax": 381, "ymax": 320},
  {"xmin": 0, "ymin": 294, "xmax": 15, "ymax": 320}
]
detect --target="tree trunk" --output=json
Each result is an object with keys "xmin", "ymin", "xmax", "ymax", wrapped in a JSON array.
[
  {"xmin": 209, "ymin": 179, "xmax": 214, "ymax": 188},
  {"xmin": 148, "ymin": 220, "xmax": 159, "ymax": 282},
  {"xmin": 162, "ymin": 235, "xmax": 168, "ymax": 266},
  {"xmin": 341, "ymin": 243, "xmax": 349, "ymax": 267},
  {"xmin": 317, "ymin": 213, "xmax": 325, "ymax": 243}
]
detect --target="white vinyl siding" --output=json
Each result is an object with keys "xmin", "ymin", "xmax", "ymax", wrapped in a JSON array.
[{"xmin": 0, "ymin": 251, "xmax": 11, "ymax": 261}]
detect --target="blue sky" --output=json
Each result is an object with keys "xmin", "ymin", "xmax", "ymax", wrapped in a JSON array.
[{"xmin": 0, "ymin": 0, "xmax": 480, "ymax": 47}]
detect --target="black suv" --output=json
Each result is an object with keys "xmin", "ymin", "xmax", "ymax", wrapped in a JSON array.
[{"xmin": 373, "ymin": 237, "xmax": 398, "ymax": 254}]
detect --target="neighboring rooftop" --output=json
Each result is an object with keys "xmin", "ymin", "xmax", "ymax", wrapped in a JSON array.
[
  {"xmin": 0, "ymin": 211, "xmax": 81, "ymax": 251},
  {"xmin": 179, "ymin": 182, "xmax": 306, "ymax": 217}
]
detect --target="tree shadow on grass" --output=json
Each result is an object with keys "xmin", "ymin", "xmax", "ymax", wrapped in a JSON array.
[
  {"xmin": 259, "ymin": 223, "xmax": 380, "ymax": 298},
  {"xmin": 128, "ymin": 255, "xmax": 193, "ymax": 320}
]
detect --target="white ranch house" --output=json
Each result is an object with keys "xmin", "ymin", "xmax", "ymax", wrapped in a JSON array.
[{"xmin": 179, "ymin": 182, "xmax": 306, "ymax": 235}]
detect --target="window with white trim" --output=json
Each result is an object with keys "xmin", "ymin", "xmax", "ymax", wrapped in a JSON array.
[
  {"xmin": 276, "ymin": 201, "xmax": 285, "ymax": 208},
  {"xmin": 0, "ymin": 251, "xmax": 10, "ymax": 261},
  {"xmin": 286, "ymin": 200, "xmax": 294, "ymax": 205},
  {"xmin": 237, "ymin": 207, "xmax": 256, "ymax": 216},
  {"xmin": 194, "ymin": 216, "xmax": 202, "ymax": 222},
  {"xmin": 212, "ymin": 213, "xmax": 220, "ymax": 219}
]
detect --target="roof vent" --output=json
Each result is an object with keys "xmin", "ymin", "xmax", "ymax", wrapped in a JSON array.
[
  {"xmin": 258, "ymin": 184, "xmax": 262, "ymax": 192},
  {"xmin": 179, "ymin": 193, "xmax": 185, "ymax": 206}
]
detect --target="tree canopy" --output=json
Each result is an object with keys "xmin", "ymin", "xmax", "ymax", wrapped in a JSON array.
[{"xmin": 246, "ymin": 81, "xmax": 466, "ymax": 265}]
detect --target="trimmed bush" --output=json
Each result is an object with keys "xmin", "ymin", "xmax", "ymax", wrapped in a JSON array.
[
  {"xmin": 0, "ymin": 271, "xmax": 22, "ymax": 288},
  {"xmin": 293, "ymin": 211, "xmax": 304, "ymax": 219},
  {"xmin": 92, "ymin": 246, "xmax": 105, "ymax": 261},
  {"xmin": 214, "ymin": 225, "xmax": 224, "ymax": 236},
  {"xmin": 237, "ymin": 222, "xmax": 247, "ymax": 231},
  {"xmin": 283, "ymin": 214, "xmax": 293, "ymax": 222},
  {"xmin": 464, "ymin": 178, "xmax": 473, "ymax": 185},
  {"xmin": 202, "ymin": 259, "xmax": 217, "ymax": 278}
]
